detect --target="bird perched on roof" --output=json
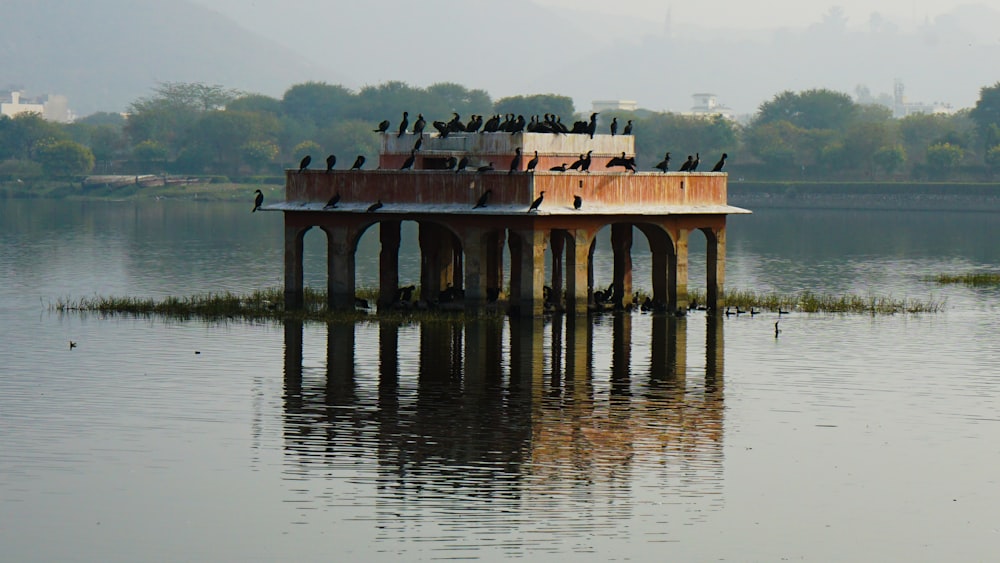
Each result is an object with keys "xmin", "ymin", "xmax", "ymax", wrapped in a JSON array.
[
  {"xmin": 711, "ymin": 153, "xmax": 728, "ymax": 172},
  {"xmin": 473, "ymin": 189, "xmax": 492, "ymax": 209},
  {"xmin": 400, "ymin": 150, "xmax": 416, "ymax": 170},
  {"xmin": 325, "ymin": 154, "xmax": 336, "ymax": 172},
  {"xmin": 587, "ymin": 112, "xmax": 598, "ymax": 138},
  {"xmin": 324, "ymin": 193, "xmax": 340, "ymax": 209},
  {"xmin": 397, "ymin": 112, "xmax": 408, "ymax": 137},
  {"xmin": 690, "ymin": 153, "xmax": 700, "ymax": 171},
  {"xmin": 549, "ymin": 163, "xmax": 568, "ymax": 172},
  {"xmin": 654, "ymin": 152, "xmax": 671, "ymax": 173},
  {"xmin": 413, "ymin": 113, "xmax": 426, "ymax": 136},
  {"xmin": 526, "ymin": 150, "xmax": 539, "ymax": 172},
  {"xmin": 444, "ymin": 156, "xmax": 458, "ymax": 170},
  {"xmin": 374, "ymin": 119, "xmax": 390, "ymax": 133},
  {"xmin": 528, "ymin": 191, "xmax": 545, "ymax": 213},
  {"xmin": 366, "ymin": 200, "xmax": 383, "ymax": 213},
  {"xmin": 580, "ymin": 150, "xmax": 593, "ymax": 173},
  {"xmin": 252, "ymin": 189, "xmax": 263, "ymax": 212},
  {"xmin": 351, "ymin": 155, "xmax": 366, "ymax": 170},
  {"xmin": 678, "ymin": 155, "xmax": 694, "ymax": 172},
  {"xmin": 413, "ymin": 134, "xmax": 423, "ymax": 152},
  {"xmin": 569, "ymin": 154, "xmax": 585, "ymax": 171},
  {"xmin": 623, "ymin": 120, "xmax": 633, "ymax": 135},
  {"xmin": 573, "ymin": 195, "xmax": 582, "ymax": 210},
  {"xmin": 477, "ymin": 162, "xmax": 495, "ymax": 173},
  {"xmin": 432, "ymin": 120, "xmax": 451, "ymax": 138},
  {"xmin": 610, "ymin": 117, "xmax": 618, "ymax": 136},
  {"xmin": 455, "ymin": 156, "xmax": 469, "ymax": 173},
  {"xmin": 298, "ymin": 155, "xmax": 311, "ymax": 172},
  {"xmin": 508, "ymin": 147, "xmax": 522, "ymax": 174}
]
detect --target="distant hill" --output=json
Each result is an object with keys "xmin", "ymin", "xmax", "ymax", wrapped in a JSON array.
[{"xmin": 0, "ymin": 0, "xmax": 343, "ymax": 115}]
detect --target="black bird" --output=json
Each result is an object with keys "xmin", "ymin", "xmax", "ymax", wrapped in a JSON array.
[
  {"xmin": 527, "ymin": 190, "xmax": 545, "ymax": 213},
  {"xmin": 69, "ymin": 340, "xmax": 77, "ymax": 350},
  {"xmin": 351, "ymin": 155, "xmax": 366, "ymax": 170},
  {"xmin": 580, "ymin": 150, "xmax": 593, "ymax": 173},
  {"xmin": 587, "ymin": 112, "xmax": 598, "ymax": 138},
  {"xmin": 298, "ymin": 155, "xmax": 311, "ymax": 172},
  {"xmin": 610, "ymin": 117, "xmax": 618, "ymax": 136},
  {"xmin": 432, "ymin": 120, "xmax": 451, "ymax": 138},
  {"xmin": 324, "ymin": 193, "xmax": 340, "ymax": 209},
  {"xmin": 455, "ymin": 156, "xmax": 469, "ymax": 173},
  {"xmin": 526, "ymin": 150, "xmax": 539, "ymax": 172},
  {"xmin": 325, "ymin": 154, "xmax": 336, "ymax": 172},
  {"xmin": 444, "ymin": 156, "xmax": 458, "ymax": 170},
  {"xmin": 654, "ymin": 152, "xmax": 671, "ymax": 173},
  {"xmin": 397, "ymin": 111, "xmax": 409, "ymax": 137},
  {"xmin": 413, "ymin": 134, "xmax": 423, "ymax": 152},
  {"xmin": 374, "ymin": 119, "xmax": 390, "ymax": 133},
  {"xmin": 366, "ymin": 200, "xmax": 383, "ymax": 213},
  {"xmin": 549, "ymin": 163, "xmax": 568, "ymax": 172},
  {"xmin": 775, "ymin": 320, "xmax": 781, "ymax": 338},
  {"xmin": 508, "ymin": 147, "xmax": 522, "ymax": 174},
  {"xmin": 477, "ymin": 162, "xmax": 495, "ymax": 173},
  {"xmin": 400, "ymin": 150, "xmax": 416, "ymax": 170},
  {"xmin": 412, "ymin": 113, "xmax": 425, "ymax": 135},
  {"xmin": 623, "ymin": 120, "xmax": 633, "ymax": 135},
  {"xmin": 678, "ymin": 155, "xmax": 694, "ymax": 172},
  {"xmin": 573, "ymin": 195, "xmax": 582, "ymax": 210},
  {"xmin": 690, "ymin": 152, "xmax": 700, "ymax": 171},
  {"xmin": 568, "ymin": 153, "xmax": 585, "ymax": 170},
  {"xmin": 711, "ymin": 153, "xmax": 728, "ymax": 172},
  {"xmin": 473, "ymin": 189, "xmax": 492, "ymax": 209},
  {"xmin": 252, "ymin": 189, "xmax": 263, "ymax": 212}
]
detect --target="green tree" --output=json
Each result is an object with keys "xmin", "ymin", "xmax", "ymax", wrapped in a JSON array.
[
  {"xmin": 281, "ymin": 82, "xmax": 356, "ymax": 127},
  {"xmin": 838, "ymin": 121, "xmax": 892, "ymax": 178},
  {"xmin": 292, "ymin": 140, "xmax": 322, "ymax": 164},
  {"xmin": 0, "ymin": 112, "xmax": 68, "ymax": 160},
  {"xmin": 425, "ymin": 82, "xmax": 493, "ymax": 119},
  {"xmin": 925, "ymin": 142, "xmax": 964, "ymax": 178},
  {"xmin": 131, "ymin": 140, "xmax": 168, "ymax": 163},
  {"xmin": 241, "ymin": 140, "xmax": 280, "ymax": 172},
  {"xmin": 126, "ymin": 82, "xmax": 240, "ymax": 157},
  {"xmin": 969, "ymin": 82, "xmax": 1000, "ymax": 150},
  {"xmin": 227, "ymin": 94, "xmax": 282, "ymax": 115},
  {"xmin": 874, "ymin": 145, "xmax": 906, "ymax": 177},
  {"xmin": 356, "ymin": 81, "xmax": 429, "ymax": 122},
  {"xmin": 36, "ymin": 140, "xmax": 95, "ymax": 177},
  {"xmin": 187, "ymin": 110, "xmax": 281, "ymax": 175},
  {"xmin": 984, "ymin": 144, "xmax": 1000, "ymax": 176},
  {"xmin": 754, "ymin": 89, "xmax": 857, "ymax": 130},
  {"xmin": 493, "ymin": 94, "xmax": 575, "ymax": 120}
]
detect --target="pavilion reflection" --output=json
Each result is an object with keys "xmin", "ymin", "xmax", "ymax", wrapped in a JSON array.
[{"xmin": 281, "ymin": 312, "xmax": 724, "ymax": 498}]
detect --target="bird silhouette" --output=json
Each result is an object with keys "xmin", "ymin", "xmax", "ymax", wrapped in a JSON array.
[
  {"xmin": 654, "ymin": 152, "xmax": 671, "ymax": 173},
  {"xmin": 456, "ymin": 156, "xmax": 469, "ymax": 173},
  {"xmin": 325, "ymin": 154, "xmax": 336, "ymax": 172},
  {"xmin": 711, "ymin": 153, "xmax": 728, "ymax": 172},
  {"xmin": 678, "ymin": 155, "xmax": 694, "ymax": 172},
  {"xmin": 528, "ymin": 191, "xmax": 545, "ymax": 213},
  {"xmin": 587, "ymin": 112, "xmax": 598, "ymax": 138},
  {"xmin": 623, "ymin": 120, "xmax": 633, "ymax": 135},
  {"xmin": 324, "ymin": 193, "xmax": 340, "ymax": 209},
  {"xmin": 610, "ymin": 117, "xmax": 618, "ymax": 136},
  {"xmin": 580, "ymin": 150, "xmax": 593, "ymax": 173},
  {"xmin": 69, "ymin": 340, "xmax": 77, "ymax": 350},
  {"xmin": 573, "ymin": 195, "xmax": 582, "ymax": 210},
  {"xmin": 413, "ymin": 113, "xmax": 426, "ymax": 135},
  {"xmin": 508, "ymin": 147, "xmax": 522, "ymax": 174},
  {"xmin": 477, "ymin": 162, "xmax": 494, "ymax": 173},
  {"xmin": 351, "ymin": 155, "xmax": 366, "ymax": 170},
  {"xmin": 366, "ymin": 200, "xmax": 383, "ymax": 213},
  {"xmin": 413, "ymin": 134, "xmax": 423, "ymax": 152},
  {"xmin": 252, "ymin": 189, "xmax": 263, "ymax": 212},
  {"xmin": 298, "ymin": 155, "xmax": 311, "ymax": 172},
  {"xmin": 400, "ymin": 150, "xmax": 416, "ymax": 170},
  {"xmin": 473, "ymin": 189, "xmax": 492, "ymax": 209},
  {"xmin": 550, "ymin": 163, "xmax": 568, "ymax": 172},
  {"xmin": 397, "ymin": 111, "xmax": 408, "ymax": 137},
  {"xmin": 526, "ymin": 150, "xmax": 539, "ymax": 172},
  {"xmin": 690, "ymin": 153, "xmax": 700, "ymax": 171},
  {"xmin": 374, "ymin": 119, "xmax": 390, "ymax": 133},
  {"xmin": 568, "ymin": 154, "xmax": 585, "ymax": 170},
  {"xmin": 444, "ymin": 156, "xmax": 458, "ymax": 170}
]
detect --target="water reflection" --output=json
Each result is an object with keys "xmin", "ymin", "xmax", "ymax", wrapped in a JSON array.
[{"xmin": 281, "ymin": 315, "xmax": 726, "ymax": 542}]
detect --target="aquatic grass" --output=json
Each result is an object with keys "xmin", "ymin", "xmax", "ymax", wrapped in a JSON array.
[
  {"xmin": 702, "ymin": 289, "xmax": 944, "ymax": 314},
  {"xmin": 928, "ymin": 272, "xmax": 1000, "ymax": 287}
]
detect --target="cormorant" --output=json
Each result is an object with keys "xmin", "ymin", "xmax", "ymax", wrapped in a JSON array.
[
  {"xmin": 397, "ymin": 111, "xmax": 408, "ymax": 137},
  {"xmin": 549, "ymin": 163, "xmax": 568, "ymax": 172},
  {"xmin": 711, "ymin": 153, "xmax": 728, "ymax": 172},
  {"xmin": 587, "ymin": 112, "xmax": 598, "ymax": 138},
  {"xmin": 413, "ymin": 134, "xmax": 423, "ymax": 152},
  {"xmin": 528, "ymin": 191, "xmax": 545, "ymax": 213},
  {"xmin": 351, "ymin": 155, "xmax": 366, "ymax": 170},
  {"xmin": 69, "ymin": 340, "xmax": 77, "ymax": 350},
  {"xmin": 325, "ymin": 154, "xmax": 336, "ymax": 172},
  {"xmin": 526, "ymin": 150, "xmax": 539, "ymax": 172},
  {"xmin": 324, "ymin": 193, "xmax": 340, "ymax": 209},
  {"xmin": 444, "ymin": 156, "xmax": 458, "ymax": 170},
  {"xmin": 298, "ymin": 155, "xmax": 311, "ymax": 172},
  {"xmin": 413, "ymin": 113, "xmax": 426, "ymax": 135},
  {"xmin": 400, "ymin": 150, "xmax": 416, "ymax": 170},
  {"xmin": 623, "ymin": 120, "xmax": 633, "ymax": 135},
  {"xmin": 690, "ymin": 153, "xmax": 700, "ymax": 171},
  {"xmin": 366, "ymin": 200, "xmax": 383, "ymax": 213},
  {"xmin": 610, "ymin": 117, "xmax": 618, "ymax": 136},
  {"xmin": 508, "ymin": 147, "xmax": 522, "ymax": 174},
  {"xmin": 456, "ymin": 156, "xmax": 469, "ymax": 173},
  {"xmin": 654, "ymin": 152, "xmax": 671, "ymax": 173},
  {"xmin": 374, "ymin": 119, "xmax": 390, "ymax": 133},
  {"xmin": 477, "ymin": 162, "xmax": 495, "ymax": 173},
  {"xmin": 432, "ymin": 120, "xmax": 450, "ymax": 138},
  {"xmin": 580, "ymin": 150, "xmax": 593, "ymax": 173},
  {"xmin": 252, "ymin": 189, "xmax": 263, "ymax": 212},
  {"xmin": 473, "ymin": 189, "xmax": 492, "ymax": 209},
  {"xmin": 569, "ymin": 154, "xmax": 585, "ymax": 170},
  {"xmin": 678, "ymin": 155, "xmax": 694, "ymax": 172},
  {"xmin": 573, "ymin": 195, "xmax": 582, "ymax": 210},
  {"xmin": 775, "ymin": 320, "xmax": 781, "ymax": 338}
]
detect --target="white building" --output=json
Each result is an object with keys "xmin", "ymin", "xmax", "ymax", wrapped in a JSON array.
[
  {"xmin": 592, "ymin": 100, "xmax": 639, "ymax": 113},
  {"xmin": 0, "ymin": 91, "xmax": 73, "ymax": 122},
  {"xmin": 682, "ymin": 93, "xmax": 736, "ymax": 120}
]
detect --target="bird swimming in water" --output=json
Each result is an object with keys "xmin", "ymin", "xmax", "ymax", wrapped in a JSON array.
[
  {"xmin": 324, "ymin": 193, "xmax": 340, "ymax": 209},
  {"xmin": 654, "ymin": 152, "xmax": 671, "ymax": 173},
  {"xmin": 711, "ymin": 153, "xmax": 728, "ymax": 172},
  {"xmin": 400, "ymin": 150, "xmax": 416, "ymax": 170},
  {"xmin": 298, "ymin": 155, "xmax": 311, "ymax": 172},
  {"xmin": 366, "ymin": 200, "xmax": 383, "ymax": 213},
  {"xmin": 455, "ymin": 156, "xmax": 469, "ymax": 173},
  {"xmin": 528, "ymin": 191, "xmax": 545, "ymax": 213},
  {"xmin": 473, "ymin": 189, "xmax": 492, "ymax": 209},
  {"xmin": 573, "ymin": 195, "xmax": 582, "ymax": 210},
  {"xmin": 397, "ymin": 111, "xmax": 408, "ymax": 137},
  {"xmin": 477, "ymin": 162, "xmax": 494, "ymax": 173},
  {"xmin": 610, "ymin": 117, "xmax": 618, "ymax": 136},
  {"xmin": 508, "ymin": 147, "xmax": 522, "ymax": 174},
  {"xmin": 252, "ymin": 189, "xmax": 263, "ymax": 212},
  {"xmin": 374, "ymin": 119, "xmax": 390, "ymax": 133},
  {"xmin": 623, "ymin": 120, "xmax": 633, "ymax": 135},
  {"xmin": 526, "ymin": 150, "xmax": 539, "ymax": 172},
  {"xmin": 351, "ymin": 155, "xmax": 366, "ymax": 170},
  {"xmin": 325, "ymin": 154, "xmax": 336, "ymax": 172},
  {"xmin": 550, "ymin": 163, "xmax": 568, "ymax": 172}
]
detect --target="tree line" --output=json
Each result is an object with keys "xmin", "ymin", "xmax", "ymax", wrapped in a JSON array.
[{"xmin": 3, "ymin": 80, "xmax": 1000, "ymax": 184}]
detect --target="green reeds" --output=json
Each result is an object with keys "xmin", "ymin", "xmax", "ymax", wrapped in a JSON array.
[
  {"xmin": 700, "ymin": 289, "xmax": 944, "ymax": 314},
  {"xmin": 928, "ymin": 273, "xmax": 1000, "ymax": 286}
]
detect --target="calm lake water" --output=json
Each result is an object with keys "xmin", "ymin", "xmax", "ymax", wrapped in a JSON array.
[{"xmin": 2, "ymin": 197, "xmax": 1000, "ymax": 561}]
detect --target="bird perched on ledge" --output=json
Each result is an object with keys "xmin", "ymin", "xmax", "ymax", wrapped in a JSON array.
[
  {"xmin": 351, "ymin": 155, "xmax": 366, "ymax": 170},
  {"xmin": 397, "ymin": 111, "xmax": 408, "ymax": 137},
  {"xmin": 528, "ymin": 191, "xmax": 545, "ymax": 213},
  {"xmin": 526, "ymin": 150, "xmax": 539, "ymax": 172},
  {"xmin": 473, "ymin": 189, "xmax": 492, "ymax": 209},
  {"xmin": 509, "ymin": 147, "xmax": 522, "ymax": 174},
  {"xmin": 324, "ymin": 193, "xmax": 340, "ymax": 209},
  {"xmin": 573, "ymin": 195, "xmax": 582, "ymax": 210},
  {"xmin": 252, "ymin": 189, "xmax": 263, "ymax": 212},
  {"xmin": 374, "ymin": 119, "xmax": 390, "ymax": 133},
  {"xmin": 711, "ymin": 153, "xmax": 728, "ymax": 172},
  {"xmin": 366, "ymin": 200, "xmax": 383, "ymax": 213},
  {"xmin": 298, "ymin": 155, "xmax": 311, "ymax": 172},
  {"xmin": 654, "ymin": 152, "xmax": 671, "ymax": 173},
  {"xmin": 325, "ymin": 154, "xmax": 336, "ymax": 172}
]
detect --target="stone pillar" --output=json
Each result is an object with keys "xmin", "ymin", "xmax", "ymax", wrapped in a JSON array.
[
  {"xmin": 508, "ymin": 232, "xmax": 522, "ymax": 306},
  {"xmin": 706, "ymin": 226, "xmax": 726, "ymax": 311},
  {"xmin": 669, "ymin": 229, "xmax": 689, "ymax": 311},
  {"xmin": 284, "ymin": 223, "xmax": 305, "ymax": 309},
  {"xmin": 378, "ymin": 221, "xmax": 401, "ymax": 309},
  {"xmin": 649, "ymin": 230, "xmax": 671, "ymax": 306},
  {"xmin": 587, "ymin": 238, "xmax": 597, "ymax": 307},
  {"xmin": 463, "ymin": 228, "xmax": 489, "ymax": 312},
  {"xmin": 328, "ymin": 226, "xmax": 357, "ymax": 310},
  {"xmin": 566, "ymin": 229, "xmax": 592, "ymax": 315},
  {"xmin": 611, "ymin": 224, "xmax": 634, "ymax": 308},
  {"xmin": 451, "ymin": 234, "xmax": 464, "ymax": 292},
  {"xmin": 511, "ymin": 228, "xmax": 548, "ymax": 317},
  {"xmin": 487, "ymin": 230, "xmax": 506, "ymax": 302},
  {"xmin": 419, "ymin": 223, "xmax": 446, "ymax": 302},
  {"xmin": 549, "ymin": 232, "xmax": 566, "ymax": 311}
]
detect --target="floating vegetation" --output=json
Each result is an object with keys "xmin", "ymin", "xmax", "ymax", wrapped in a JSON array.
[
  {"xmin": 695, "ymin": 289, "xmax": 944, "ymax": 314},
  {"xmin": 928, "ymin": 272, "xmax": 1000, "ymax": 287}
]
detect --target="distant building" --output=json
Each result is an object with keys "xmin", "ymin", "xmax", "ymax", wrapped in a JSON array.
[
  {"xmin": 0, "ymin": 90, "xmax": 74, "ymax": 122},
  {"xmin": 592, "ymin": 100, "xmax": 639, "ymax": 113},
  {"xmin": 892, "ymin": 80, "xmax": 954, "ymax": 118},
  {"xmin": 682, "ymin": 93, "xmax": 736, "ymax": 120}
]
